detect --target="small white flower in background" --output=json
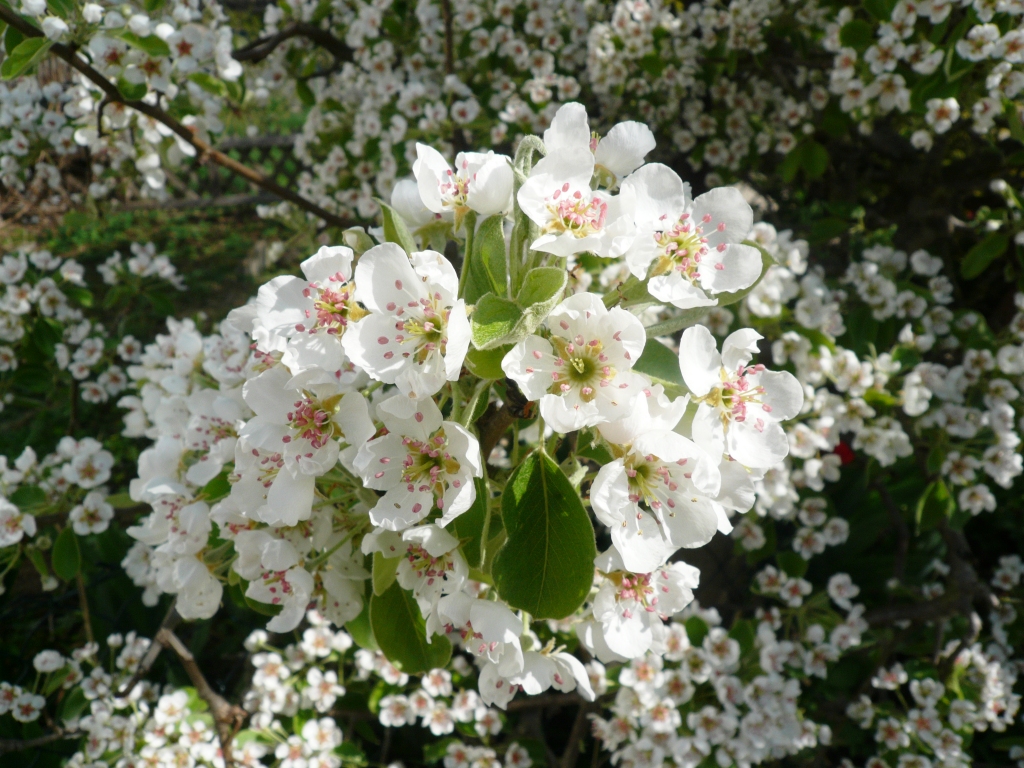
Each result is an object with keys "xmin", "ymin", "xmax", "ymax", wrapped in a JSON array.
[
  {"xmin": 354, "ymin": 394, "xmax": 482, "ymax": 530},
  {"xmin": 680, "ymin": 325, "xmax": 804, "ymax": 469},
  {"xmin": 0, "ymin": 498, "xmax": 37, "ymax": 546},
  {"xmin": 11, "ymin": 692, "xmax": 45, "ymax": 723},
  {"xmin": 32, "ymin": 650, "xmax": 65, "ymax": 673},
  {"xmin": 413, "ymin": 145, "xmax": 514, "ymax": 222},
  {"xmin": 502, "ymin": 292, "xmax": 648, "ymax": 432},
  {"xmin": 621, "ymin": 165, "xmax": 761, "ymax": 309},
  {"xmin": 344, "ymin": 244, "xmax": 471, "ymax": 399},
  {"xmin": 69, "ymin": 491, "xmax": 114, "ymax": 535},
  {"xmin": 925, "ymin": 97, "xmax": 960, "ymax": 134}
]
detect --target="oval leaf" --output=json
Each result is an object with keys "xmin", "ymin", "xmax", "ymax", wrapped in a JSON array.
[
  {"xmin": 377, "ymin": 200, "xmax": 417, "ymax": 255},
  {"xmin": 52, "ymin": 526, "xmax": 81, "ymax": 582},
  {"xmin": 1, "ymin": 37, "xmax": 51, "ymax": 81},
  {"xmin": 463, "ymin": 215, "xmax": 508, "ymax": 304},
  {"xmin": 471, "ymin": 294, "xmax": 523, "ymax": 350},
  {"xmin": 372, "ymin": 551, "xmax": 399, "ymax": 596},
  {"xmin": 960, "ymin": 233, "xmax": 1009, "ymax": 279},
  {"xmin": 492, "ymin": 450, "xmax": 596, "ymax": 619},
  {"xmin": 370, "ymin": 581, "xmax": 452, "ymax": 673}
]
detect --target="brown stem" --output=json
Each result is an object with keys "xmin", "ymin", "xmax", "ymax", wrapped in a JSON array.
[
  {"xmin": 872, "ymin": 481, "xmax": 908, "ymax": 582},
  {"xmin": 158, "ymin": 628, "xmax": 247, "ymax": 766},
  {"xmin": 560, "ymin": 701, "xmax": 597, "ymax": 768},
  {"xmin": 76, "ymin": 570, "xmax": 94, "ymax": 645},
  {"xmin": 476, "ymin": 402, "xmax": 515, "ymax": 467},
  {"xmin": 505, "ymin": 692, "xmax": 586, "ymax": 711},
  {"xmin": 0, "ymin": 6, "xmax": 355, "ymax": 231},
  {"xmin": 116, "ymin": 600, "xmax": 181, "ymax": 697},
  {"xmin": 35, "ymin": 505, "xmax": 148, "ymax": 530},
  {"xmin": 232, "ymin": 22, "xmax": 351, "ymax": 64},
  {"xmin": 0, "ymin": 730, "xmax": 78, "ymax": 755}
]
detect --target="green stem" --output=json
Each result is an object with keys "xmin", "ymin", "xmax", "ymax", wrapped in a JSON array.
[
  {"xmin": 461, "ymin": 378, "xmax": 490, "ymax": 428},
  {"xmin": 306, "ymin": 524, "xmax": 365, "ymax": 570},
  {"xmin": 457, "ymin": 210, "xmax": 478, "ymax": 299},
  {"xmin": 448, "ymin": 381, "xmax": 463, "ymax": 424}
]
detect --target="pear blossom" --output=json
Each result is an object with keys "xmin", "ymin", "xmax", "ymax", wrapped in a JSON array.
[
  {"xmin": 253, "ymin": 245, "xmax": 367, "ymax": 378},
  {"xmin": 239, "ymin": 366, "xmax": 375, "ymax": 526},
  {"xmin": 353, "ymin": 395, "xmax": 482, "ymax": 530},
  {"xmin": 0, "ymin": 497, "xmax": 37, "ymax": 546},
  {"xmin": 680, "ymin": 325, "xmax": 803, "ymax": 469},
  {"xmin": 591, "ymin": 388, "xmax": 729, "ymax": 573},
  {"xmin": 588, "ymin": 548, "xmax": 700, "ymax": 661},
  {"xmin": 621, "ymin": 166, "xmax": 761, "ymax": 310},
  {"xmin": 413, "ymin": 145, "xmax": 514, "ymax": 220},
  {"xmin": 365, "ymin": 525, "xmax": 469, "ymax": 618},
  {"xmin": 343, "ymin": 244, "xmax": 471, "ymax": 399},
  {"xmin": 435, "ymin": 592, "xmax": 524, "ymax": 676},
  {"xmin": 501, "ymin": 292, "xmax": 648, "ymax": 432},
  {"xmin": 541, "ymin": 101, "xmax": 655, "ymax": 184}
]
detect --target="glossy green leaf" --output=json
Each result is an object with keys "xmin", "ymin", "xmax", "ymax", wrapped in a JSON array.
[
  {"xmin": 377, "ymin": 201, "xmax": 417, "ymax": 255},
  {"xmin": 188, "ymin": 72, "xmax": 228, "ymax": 98},
  {"xmin": 1, "ymin": 37, "xmax": 51, "ymax": 81},
  {"xmin": 839, "ymin": 19, "xmax": 874, "ymax": 50},
  {"xmin": 960, "ymin": 232, "xmax": 1009, "ymax": 279},
  {"xmin": 465, "ymin": 345, "xmax": 511, "ymax": 380},
  {"xmin": 463, "ymin": 214, "xmax": 508, "ymax": 304},
  {"xmin": 370, "ymin": 581, "xmax": 452, "ymax": 673},
  {"xmin": 117, "ymin": 31, "xmax": 171, "ymax": 57},
  {"xmin": 52, "ymin": 527, "xmax": 81, "ymax": 581},
  {"xmin": 776, "ymin": 550, "xmax": 808, "ymax": 579},
  {"xmin": 10, "ymin": 485, "xmax": 47, "ymax": 510},
  {"xmin": 492, "ymin": 450, "xmax": 596, "ymax": 619},
  {"xmin": 633, "ymin": 338, "xmax": 685, "ymax": 389},
  {"xmin": 117, "ymin": 77, "xmax": 148, "ymax": 101},
  {"xmin": 372, "ymin": 551, "xmax": 399, "ymax": 596},
  {"xmin": 446, "ymin": 478, "xmax": 489, "ymax": 570},
  {"xmin": 470, "ymin": 293, "xmax": 522, "ymax": 350}
]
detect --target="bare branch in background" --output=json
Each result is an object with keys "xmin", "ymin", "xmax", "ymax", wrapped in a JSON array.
[{"xmin": 0, "ymin": 6, "xmax": 356, "ymax": 231}]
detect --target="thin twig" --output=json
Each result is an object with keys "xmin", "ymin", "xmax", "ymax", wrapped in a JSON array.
[
  {"xmin": 477, "ymin": 402, "xmax": 515, "ymax": 467},
  {"xmin": 0, "ymin": 6, "xmax": 355, "ymax": 231},
  {"xmin": 232, "ymin": 22, "xmax": 351, "ymax": 64},
  {"xmin": 116, "ymin": 600, "xmax": 181, "ymax": 697},
  {"xmin": 76, "ymin": 570, "xmax": 94, "ymax": 645},
  {"xmin": 0, "ymin": 730, "xmax": 79, "ymax": 755},
  {"xmin": 560, "ymin": 701, "xmax": 598, "ymax": 768},
  {"xmin": 873, "ymin": 481, "xmax": 908, "ymax": 582},
  {"xmin": 158, "ymin": 628, "xmax": 247, "ymax": 767}
]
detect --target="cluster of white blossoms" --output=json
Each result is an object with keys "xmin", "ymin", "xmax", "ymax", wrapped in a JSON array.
[
  {"xmin": 822, "ymin": 0, "xmax": 1024, "ymax": 151},
  {"xmin": 0, "ymin": 0, "xmax": 239, "ymax": 205},
  {"xmin": 119, "ymin": 102, "xmax": 802, "ymax": 707}
]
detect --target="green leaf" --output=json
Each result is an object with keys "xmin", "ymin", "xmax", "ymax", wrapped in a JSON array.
[
  {"xmin": 295, "ymin": 79, "xmax": 315, "ymax": 107},
  {"xmin": 245, "ymin": 592, "xmax": 284, "ymax": 617},
  {"xmin": 57, "ymin": 687, "xmax": 88, "ymax": 721},
  {"xmin": 863, "ymin": 0, "xmax": 895, "ymax": 20},
  {"xmin": 839, "ymin": 19, "xmax": 874, "ymax": 50},
  {"xmin": 200, "ymin": 472, "xmax": 231, "ymax": 502},
  {"xmin": 62, "ymin": 285, "xmax": 94, "ymax": 308},
  {"xmin": 471, "ymin": 266, "xmax": 568, "ymax": 350},
  {"xmin": 470, "ymin": 294, "xmax": 522, "ymax": 350},
  {"xmin": 462, "ymin": 215, "xmax": 508, "ymax": 304},
  {"xmin": 117, "ymin": 77, "xmax": 148, "ymax": 101},
  {"xmin": 31, "ymin": 317, "xmax": 62, "ymax": 357},
  {"xmin": 377, "ymin": 201, "xmax": 417, "ymax": 255},
  {"xmin": 960, "ymin": 232, "xmax": 1009, "ymax": 279},
  {"xmin": 370, "ymin": 581, "xmax": 452, "ymax": 673},
  {"xmin": 1006, "ymin": 100, "xmax": 1024, "ymax": 144},
  {"xmin": 916, "ymin": 479, "xmax": 955, "ymax": 532},
  {"xmin": 47, "ymin": 0, "xmax": 73, "ymax": 18},
  {"xmin": 342, "ymin": 227, "xmax": 375, "ymax": 255},
  {"xmin": 106, "ymin": 492, "xmax": 136, "ymax": 509},
  {"xmin": 4, "ymin": 25, "xmax": 25, "ymax": 55},
  {"xmin": 52, "ymin": 527, "xmax": 81, "ymax": 581},
  {"xmin": 465, "ymin": 345, "xmax": 510, "ymax": 380},
  {"xmin": 345, "ymin": 586, "xmax": 379, "ymax": 650},
  {"xmin": 372, "ymin": 551, "xmax": 399, "ymax": 596},
  {"xmin": 187, "ymin": 72, "xmax": 229, "ymax": 99},
  {"xmin": 801, "ymin": 141, "xmax": 829, "ymax": 179},
  {"xmin": 1, "ymin": 37, "xmax": 51, "ymax": 81},
  {"xmin": 492, "ymin": 450, "xmax": 596, "ymax": 619},
  {"xmin": 685, "ymin": 616, "xmax": 709, "ymax": 646},
  {"xmin": 777, "ymin": 145, "xmax": 802, "ymax": 183},
  {"xmin": 117, "ymin": 31, "xmax": 171, "ymax": 57},
  {"xmin": 446, "ymin": 478, "xmax": 489, "ymax": 570},
  {"xmin": 776, "ymin": 550, "xmax": 808, "ymax": 579},
  {"xmin": 643, "ymin": 306, "xmax": 711, "ymax": 338},
  {"xmin": 43, "ymin": 664, "xmax": 72, "ymax": 695},
  {"xmin": 728, "ymin": 619, "xmax": 756, "ymax": 656},
  {"xmin": 10, "ymin": 485, "xmax": 47, "ymax": 510},
  {"xmin": 633, "ymin": 339, "xmax": 684, "ymax": 388}
]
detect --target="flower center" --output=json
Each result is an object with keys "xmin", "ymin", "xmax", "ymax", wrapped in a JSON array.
[
  {"xmin": 697, "ymin": 364, "xmax": 771, "ymax": 432},
  {"xmin": 297, "ymin": 276, "xmax": 365, "ymax": 336},
  {"xmin": 543, "ymin": 183, "xmax": 607, "ymax": 238},
  {"xmin": 386, "ymin": 293, "xmax": 451, "ymax": 365},
  {"xmin": 401, "ymin": 428, "xmax": 462, "ymax": 511},
  {"xmin": 649, "ymin": 212, "xmax": 727, "ymax": 281},
  {"xmin": 284, "ymin": 395, "xmax": 342, "ymax": 450},
  {"xmin": 548, "ymin": 334, "xmax": 615, "ymax": 402},
  {"xmin": 404, "ymin": 543, "xmax": 457, "ymax": 586}
]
